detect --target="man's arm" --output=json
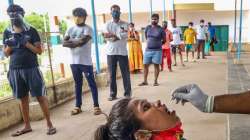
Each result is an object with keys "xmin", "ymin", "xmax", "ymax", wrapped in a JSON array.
[
  {"xmin": 3, "ymin": 46, "xmax": 12, "ymax": 57},
  {"xmin": 172, "ymin": 84, "xmax": 250, "ymax": 114},
  {"xmin": 25, "ymin": 42, "xmax": 43, "ymax": 55},
  {"xmin": 214, "ymin": 91, "xmax": 250, "ymax": 114}
]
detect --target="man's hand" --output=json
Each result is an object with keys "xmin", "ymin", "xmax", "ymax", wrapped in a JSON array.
[{"xmin": 171, "ymin": 84, "xmax": 213, "ymax": 112}]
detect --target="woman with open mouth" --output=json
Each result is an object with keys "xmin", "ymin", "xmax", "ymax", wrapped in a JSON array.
[{"xmin": 94, "ymin": 98, "xmax": 185, "ymax": 140}]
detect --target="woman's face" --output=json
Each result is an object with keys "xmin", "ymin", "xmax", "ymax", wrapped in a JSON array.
[{"xmin": 130, "ymin": 99, "xmax": 180, "ymax": 131}]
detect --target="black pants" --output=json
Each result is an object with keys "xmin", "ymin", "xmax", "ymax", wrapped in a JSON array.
[
  {"xmin": 197, "ymin": 39, "xmax": 205, "ymax": 58},
  {"xmin": 107, "ymin": 55, "xmax": 131, "ymax": 97}
]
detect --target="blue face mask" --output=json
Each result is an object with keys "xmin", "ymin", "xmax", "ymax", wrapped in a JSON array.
[{"xmin": 111, "ymin": 11, "xmax": 120, "ymax": 19}]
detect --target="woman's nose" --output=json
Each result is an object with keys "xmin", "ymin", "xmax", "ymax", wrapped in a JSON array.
[{"xmin": 154, "ymin": 100, "xmax": 162, "ymax": 107}]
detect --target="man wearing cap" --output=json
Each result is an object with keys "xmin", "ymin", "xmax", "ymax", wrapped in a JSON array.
[
  {"xmin": 3, "ymin": 4, "xmax": 56, "ymax": 136},
  {"xmin": 63, "ymin": 7, "xmax": 102, "ymax": 115}
]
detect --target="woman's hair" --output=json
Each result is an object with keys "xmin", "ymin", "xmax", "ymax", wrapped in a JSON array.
[
  {"xmin": 94, "ymin": 98, "xmax": 141, "ymax": 140},
  {"xmin": 129, "ymin": 22, "xmax": 135, "ymax": 27}
]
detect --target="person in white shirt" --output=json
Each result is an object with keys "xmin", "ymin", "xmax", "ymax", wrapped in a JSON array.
[
  {"xmin": 63, "ymin": 8, "xmax": 102, "ymax": 116},
  {"xmin": 170, "ymin": 19, "xmax": 184, "ymax": 67},
  {"xmin": 196, "ymin": 19, "xmax": 208, "ymax": 59},
  {"xmin": 102, "ymin": 5, "xmax": 131, "ymax": 101}
]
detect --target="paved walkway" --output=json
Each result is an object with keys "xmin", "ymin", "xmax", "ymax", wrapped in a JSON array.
[
  {"xmin": 228, "ymin": 52, "xmax": 250, "ymax": 140},
  {"xmin": 0, "ymin": 53, "xmax": 228, "ymax": 140}
]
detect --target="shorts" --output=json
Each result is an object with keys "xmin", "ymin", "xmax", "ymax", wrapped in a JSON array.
[
  {"xmin": 8, "ymin": 67, "xmax": 46, "ymax": 99},
  {"xmin": 186, "ymin": 44, "xmax": 193, "ymax": 51},
  {"xmin": 143, "ymin": 50, "xmax": 162, "ymax": 64},
  {"xmin": 171, "ymin": 45, "xmax": 182, "ymax": 54}
]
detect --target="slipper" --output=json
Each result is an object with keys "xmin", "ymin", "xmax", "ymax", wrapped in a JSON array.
[
  {"xmin": 138, "ymin": 82, "xmax": 148, "ymax": 86},
  {"xmin": 47, "ymin": 127, "xmax": 56, "ymax": 135},
  {"xmin": 153, "ymin": 83, "xmax": 159, "ymax": 86},
  {"xmin": 11, "ymin": 129, "xmax": 32, "ymax": 137},
  {"xmin": 71, "ymin": 107, "xmax": 82, "ymax": 115},
  {"xmin": 94, "ymin": 107, "xmax": 102, "ymax": 115}
]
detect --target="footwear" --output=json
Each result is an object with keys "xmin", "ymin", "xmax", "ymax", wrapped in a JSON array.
[
  {"xmin": 182, "ymin": 64, "xmax": 185, "ymax": 67},
  {"xmin": 173, "ymin": 64, "xmax": 177, "ymax": 66},
  {"xmin": 93, "ymin": 107, "xmax": 102, "ymax": 115},
  {"xmin": 47, "ymin": 127, "xmax": 56, "ymax": 135},
  {"xmin": 11, "ymin": 129, "xmax": 32, "ymax": 137},
  {"xmin": 192, "ymin": 59, "xmax": 196, "ymax": 62},
  {"xmin": 169, "ymin": 69, "xmax": 173, "ymax": 72},
  {"xmin": 138, "ymin": 82, "xmax": 148, "ymax": 86},
  {"xmin": 71, "ymin": 107, "xmax": 82, "ymax": 115},
  {"xmin": 108, "ymin": 96, "xmax": 118, "ymax": 101},
  {"xmin": 153, "ymin": 83, "xmax": 159, "ymax": 86}
]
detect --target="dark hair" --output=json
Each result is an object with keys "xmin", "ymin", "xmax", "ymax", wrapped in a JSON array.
[
  {"xmin": 151, "ymin": 13, "xmax": 159, "ymax": 19},
  {"xmin": 111, "ymin": 4, "xmax": 120, "ymax": 11},
  {"xmin": 94, "ymin": 98, "xmax": 141, "ymax": 140},
  {"xmin": 7, "ymin": 4, "xmax": 25, "ymax": 16},
  {"xmin": 72, "ymin": 7, "xmax": 87, "ymax": 17},
  {"xmin": 200, "ymin": 19, "xmax": 205, "ymax": 23},
  {"xmin": 162, "ymin": 21, "xmax": 168, "ymax": 25},
  {"xmin": 129, "ymin": 22, "xmax": 134, "ymax": 27},
  {"xmin": 208, "ymin": 22, "xmax": 211, "ymax": 26},
  {"xmin": 188, "ymin": 22, "xmax": 193, "ymax": 26}
]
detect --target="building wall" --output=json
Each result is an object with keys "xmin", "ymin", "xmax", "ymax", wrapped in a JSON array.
[{"xmin": 85, "ymin": 10, "xmax": 249, "ymax": 43}]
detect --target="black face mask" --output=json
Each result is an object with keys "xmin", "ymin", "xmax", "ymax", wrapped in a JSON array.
[{"xmin": 9, "ymin": 12, "xmax": 28, "ymax": 31}]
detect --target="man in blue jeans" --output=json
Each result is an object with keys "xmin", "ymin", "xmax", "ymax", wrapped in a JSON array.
[
  {"xmin": 139, "ymin": 14, "xmax": 166, "ymax": 86},
  {"xmin": 3, "ymin": 4, "xmax": 56, "ymax": 136},
  {"xmin": 63, "ymin": 8, "xmax": 101, "ymax": 115}
]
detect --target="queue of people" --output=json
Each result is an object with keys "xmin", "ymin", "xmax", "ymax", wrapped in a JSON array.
[{"xmin": 2, "ymin": 3, "xmax": 230, "ymax": 140}]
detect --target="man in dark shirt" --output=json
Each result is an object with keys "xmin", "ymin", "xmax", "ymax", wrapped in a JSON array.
[
  {"xmin": 3, "ymin": 4, "xmax": 56, "ymax": 136},
  {"xmin": 139, "ymin": 14, "xmax": 166, "ymax": 86}
]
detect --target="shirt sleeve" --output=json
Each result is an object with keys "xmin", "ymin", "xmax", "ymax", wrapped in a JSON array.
[
  {"xmin": 145, "ymin": 25, "xmax": 150, "ymax": 39},
  {"xmin": 2, "ymin": 29, "xmax": 9, "ymax": 48},
  {"xmin": 83, "ymin": 26, "xmax": 93, "ymax": 37},
  {"xmin": 30, "ymin": 27, "xmax": 41, "ymax": 44}
]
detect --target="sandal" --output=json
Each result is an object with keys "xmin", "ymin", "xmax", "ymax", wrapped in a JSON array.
[
  {"xmin": 94, "ymin": 107, "xmax": 102, "ymax": 115},
  {"xmin": 11, "ymin": 129, "xmax": 32, "ymax": 137},
  {"xmin": 47, "ymin": 127, "xmax": 56, "ymax": 135},
  {"xmin": 153, "ymin": 83, "xmax": 160, "ymax": 86},
  {"xmin": 138, "ymin": 82, "xmax": 148, "ymax": 86},
  {"xmin": 71, "ymin": 107, "xmax": 82, "ymax": 115}
]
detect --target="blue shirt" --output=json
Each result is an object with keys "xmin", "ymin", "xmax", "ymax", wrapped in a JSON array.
[
  {"xmin": 3, "ymin": 26, "xmax": 41, "ymax": 69},
  {"xmin": 208, "ymin": 26, "xmax": 216, "ymax": 39},
  {"xmin": 145, "ymin": 25, "xmax": 166, "ymax": 51}
]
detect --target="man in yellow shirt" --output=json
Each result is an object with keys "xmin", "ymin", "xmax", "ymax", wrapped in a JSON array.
[{"xmin": 184, "ymin": 22, "xmax": 196, "ymax": 62}]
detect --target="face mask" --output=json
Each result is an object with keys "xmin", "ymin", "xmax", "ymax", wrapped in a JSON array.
[
  {"xmin": 111, "ymin": 11, "xmax": 120, "ymax": 19},
  {"xmin": 152, "ymin": 122, "xmax": 184, "ymax": 140},
  {"xmin": 74, "ymin": 17, "xmax": 85, "ymax": 26},
  {"xmin": 200, "ymin": 23, "xmax": 204, "ymax": 27},
  {"xmin": 9, "ymin": 12, "xmax": 29, "ymax": 32}
]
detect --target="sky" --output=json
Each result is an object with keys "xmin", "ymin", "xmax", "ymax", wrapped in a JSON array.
[
  {"xmin": 0, "ymin": 0, "xmax": 249, "ymax": 21},
  {"xmin": 0, "ymin": 0, "xmax": 173, "ymax": 21}
]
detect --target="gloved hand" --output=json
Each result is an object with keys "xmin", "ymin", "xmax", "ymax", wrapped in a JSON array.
[
  {"xmin": 171, "ymin": 84, "xmax": 214, "ymax": 113},
  {"xmin": 5, "ymin": 37, "xmax": 19, "ymax": 48}
]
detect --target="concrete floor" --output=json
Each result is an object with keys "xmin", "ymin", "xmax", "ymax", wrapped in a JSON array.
[{"xmin": 0, "ymin": 53, "xmax": 228, "ymax": 140}]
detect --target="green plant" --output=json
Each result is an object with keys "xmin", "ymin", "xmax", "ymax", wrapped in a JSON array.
[{"xmin": 0, "ymin": 81, "xmax": 12, "ymax": 98}]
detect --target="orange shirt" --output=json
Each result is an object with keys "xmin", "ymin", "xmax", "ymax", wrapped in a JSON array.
[{"xmin": 162, "ymin": 29, "xmax": 173, "ymax": 49}]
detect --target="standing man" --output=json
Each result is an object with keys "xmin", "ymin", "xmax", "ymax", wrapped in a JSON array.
[
  {"xmin": 103, "ymin": 5, "xmax": 131, "ymax": 101},
  {"xmin": 63, "ymin": 8, "xmax": 102, "ymax": 115},
  {"xmin": 3, "ymin": 4, "xmax": 56, "ymax": 136},
  {"xmin": 208, "ymin": 22, "xmax": 216, "ymax": 54},
  {"xmin": 196, "ymin": 19, "xmax": 208, "ymax": 59},
  {"xmin": 139, "ymin": 14, "xmax": 166, "ymax": 86},
  {"xmin": 184, "ymin": 22, "xmax": 196, "ymax": 62},
  {"xmin": 161, "ymin": 21, "xmax": 173, "ymax": 72},
  {"xmin": 170, "ymin": 19, "xmax": 184, "ymax": 67}
]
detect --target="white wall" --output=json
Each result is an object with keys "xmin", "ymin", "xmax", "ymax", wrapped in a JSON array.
[{"xmin": 176, "ymin": 10, "xmax": 250, "ymax": 43}]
